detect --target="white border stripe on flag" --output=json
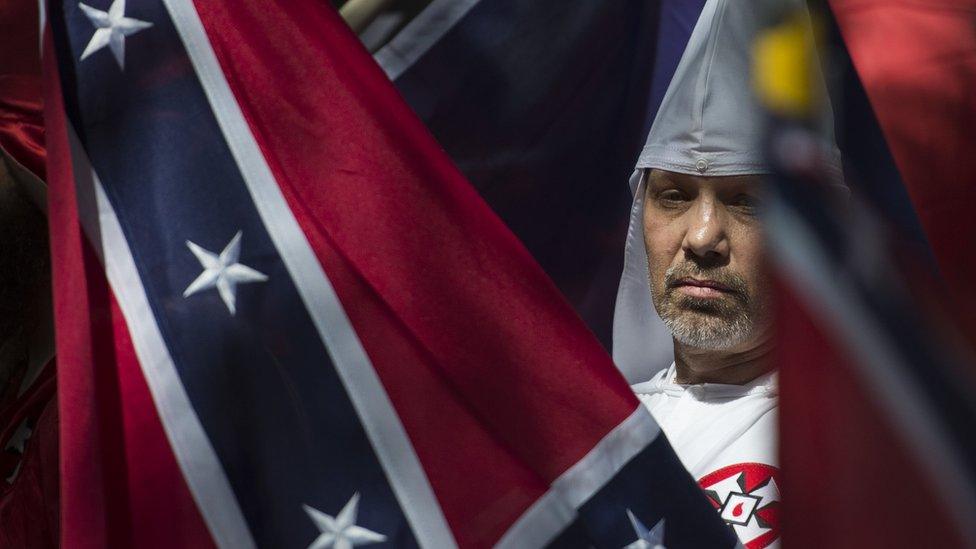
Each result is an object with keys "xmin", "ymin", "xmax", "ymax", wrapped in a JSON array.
[
  {"xmin": 496, "ymin": 407, "xmax": 662, "ymax": 548},
  {"xmin": 374, "ymin": 0, "xmax": 481, "ymax": 80},
  {"xmin": 766, "ymin": 198, "xmax": 976, "ymax": 542},
  {"xmin": 161, "ymin": 1, "xmax": 458, "ymax": 547},
  {"xmin": 66, "ymin": 126, "xmax": 257, "ymax": 549}
]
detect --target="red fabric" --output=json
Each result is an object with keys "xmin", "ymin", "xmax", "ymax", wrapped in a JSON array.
[
  {"xmin": 299, "ymin": 218, "xmax": 549, "ymax": 546},
  {"xmin": 777, "ymin": 277, "xmax": 967, "ymax": 547},
  {"xmin": 793, "ymin": 7, "xmax": 976, "ymax": 542},
  {"xmin": 0, "ymin": 2, "xmax": 55, "ymax": 545},
  {"xmin": 44, "ymin": 29, "xmax": 215, "ymax": 549},
  {"xmin": 0, "ymin": 0, "xmax": 45, "ymax": 179},
  {"xmin": 0, "ymin": 395, "xmax": 59, "ymax": 549},
  {"xmin": 0, "ymin": 361, "xmax": 58, "ymax": 549},
  {"xmin": 192, "ymin": 1, "xmax": 638, "ymax": 545},
  {"xmin": 830, "ymin": 0, "xmax": 976, "ymax": 334}
]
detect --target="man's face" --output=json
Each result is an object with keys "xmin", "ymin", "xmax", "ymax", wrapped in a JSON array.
[{"xmin": 643, "ymin": 168, "xmax": 772, "ymax": 351}]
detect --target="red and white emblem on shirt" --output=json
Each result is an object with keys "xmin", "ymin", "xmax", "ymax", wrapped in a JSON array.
[{"xmin": 698, "ymin": 463, "xmax": 780, "ymax": 549}]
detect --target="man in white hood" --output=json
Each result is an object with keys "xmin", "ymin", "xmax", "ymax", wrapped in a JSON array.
[{"xmin": 612, "ymin": 1, "xmax": 839, "ymax": 547}]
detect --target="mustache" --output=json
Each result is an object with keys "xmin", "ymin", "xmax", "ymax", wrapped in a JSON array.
[{"xmin": 664, "ymin": 264, "xmax": 749, "ymax": 300}]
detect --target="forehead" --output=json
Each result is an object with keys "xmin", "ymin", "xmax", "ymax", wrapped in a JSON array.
[{"xmin": 645, "ymin": 168, "xmax": 764, "ymax": 192}]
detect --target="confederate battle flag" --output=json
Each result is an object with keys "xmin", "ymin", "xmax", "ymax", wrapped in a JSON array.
[{"xmin": 40, "ymin": 0, "xmax": 735, "ymax": 547}]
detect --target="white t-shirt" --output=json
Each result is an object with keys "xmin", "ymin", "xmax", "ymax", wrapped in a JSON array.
[{"xmin": 633, "ymin": 364, "xmax": 780, "ymax": 549}]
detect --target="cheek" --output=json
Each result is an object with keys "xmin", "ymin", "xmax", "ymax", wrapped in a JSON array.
[
  {"xmin": 642, "ymin": 217, "xmax": 683, "ymax": 280},
  {"xmin": 729, "ymin": 226, "xmax": 770, "ymax": 285}
]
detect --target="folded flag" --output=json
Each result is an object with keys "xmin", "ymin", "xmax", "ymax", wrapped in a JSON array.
[
  {"xmin": 376, "ymin": 0, "xmax": 669, "ymax": 356},
  {"xmin": 43, "ymin": 0, "xmax": 737, "ymax": 547},
  {"xmin": 757, "ymin": 3, "xmax": 976, "ymax": 546}
]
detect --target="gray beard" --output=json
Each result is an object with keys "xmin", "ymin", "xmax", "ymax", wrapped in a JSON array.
[
  {"xmin": 652, "ymin": 264, "xmax": 764, "ymax": 351},
  {"xmin": 660, "ymin": 301, "xmax": 755, "ymax": 350}
]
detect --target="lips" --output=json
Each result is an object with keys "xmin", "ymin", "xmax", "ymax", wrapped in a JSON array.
[
  {"xmin": 676, "ymin": 277, "xmax": 732, "ymax": 291},
  {"xmin": 673, "ymin": 277, "xmax": 734, "ymax": 298}
]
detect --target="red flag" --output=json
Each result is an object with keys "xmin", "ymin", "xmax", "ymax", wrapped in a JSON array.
[
  {"xmin": 832, "ymin": 0, "xmax": 976, "ymax": 334},
  {"xmin": 0, "ymin": 0, "xmax": 45, "ymax": 179},
  {"xmin": 774, "ymin": 1, "xmax": 976, "ymax": 546},
  {"xmin": 43, "ymin": 1, "xmax": 734, "ymax": 547}
]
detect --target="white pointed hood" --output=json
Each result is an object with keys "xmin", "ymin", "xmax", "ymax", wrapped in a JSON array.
[
  {"xmin": 612, "ymin": 0, "xmax": 839, "ymax": 383},
  {"xmin": 639, "ymin": 0, "xmax": 768, "ymax": 178}
]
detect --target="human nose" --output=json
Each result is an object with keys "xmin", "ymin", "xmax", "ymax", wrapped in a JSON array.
[{"xmin": 681, "ymin": 198, "xmax": 729, "ymax": 261}]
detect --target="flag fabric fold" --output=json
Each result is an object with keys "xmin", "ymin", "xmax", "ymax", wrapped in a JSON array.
[
  {"xmin": 376, "ymin": 0, "xmax": 666, "ymax": 368},
  {"xmin": 44, "ymin": 0, "xmax": 735, "ymax": 547},
  {"xmin": 761, "ymin": 3, "xmax": 976, "ymax": 546}
]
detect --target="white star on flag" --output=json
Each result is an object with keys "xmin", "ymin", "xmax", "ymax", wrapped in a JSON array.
[
  {"xmin": 183, "ymin": 231, "xmax": 268, "ymax": 315},
  {"xmin": 78, "ymin": 0, "xmax": 153, "ymax": 70},
  {"xmin": 302, "ymin": 493, "xmax": 387, "ymax": 549},
  {"xmin": 624, "ymin": 510, "xmax": 666, "ymax": 549}
]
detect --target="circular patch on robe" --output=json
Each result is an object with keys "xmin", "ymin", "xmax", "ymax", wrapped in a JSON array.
[{"xmin": 698, "ymin": 463, "xmax": 780, "ymax": 549}]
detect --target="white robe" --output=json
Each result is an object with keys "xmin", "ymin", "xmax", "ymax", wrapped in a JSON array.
[{"xmin": 633, "ymin": 365, "xmax": 781, "ymax": 548}]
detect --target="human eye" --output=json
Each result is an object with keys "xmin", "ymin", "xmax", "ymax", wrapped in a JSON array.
[
  {"xmin": 656, "ymin": 189, "xmax": 690, "ymax": 208},
  {"xmin": 730, "ymin": 193, "xmax": 763, "ymax": 215}
]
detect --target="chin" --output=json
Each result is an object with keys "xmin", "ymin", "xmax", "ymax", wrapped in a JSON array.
[{"xmin": 664, "ymin": 310, "xmax": 754, "ymax": 351}]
